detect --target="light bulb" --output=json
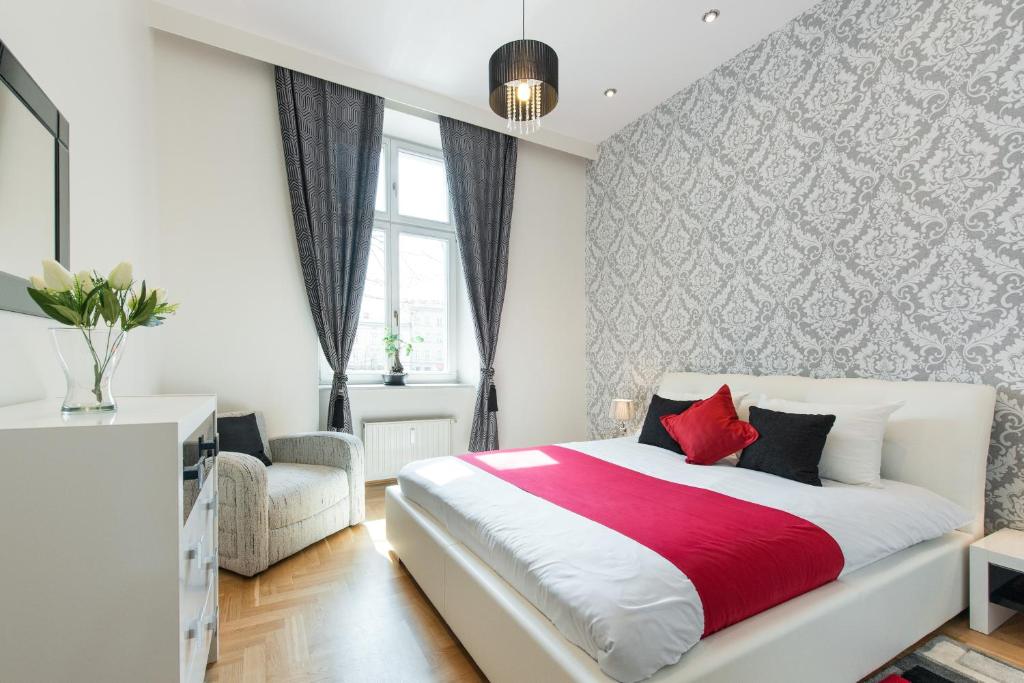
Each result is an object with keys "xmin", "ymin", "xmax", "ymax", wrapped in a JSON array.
[
  {"xmin": 703, "ymin": 9, "xmax": 720, "ymax": 23},
  {"xmin": 517, "ymin": 82, "xmax": 532, "ymax": 102}
]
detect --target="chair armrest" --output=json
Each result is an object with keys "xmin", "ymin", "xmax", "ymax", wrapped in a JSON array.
[
  {"xmin": 216, "ymin": 451, "xmax": 270, "ymax": 576},
  {"xmin": 270, "ymin": 432, "xmax": 365, "ymax": 526}
]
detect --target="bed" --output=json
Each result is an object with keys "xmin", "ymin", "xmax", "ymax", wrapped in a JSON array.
[{"xmin": 385, "ymin": 372, "xmax": 996, "ymax": 682}]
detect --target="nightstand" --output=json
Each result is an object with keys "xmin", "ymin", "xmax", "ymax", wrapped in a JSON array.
[{"xmin": 970, "ymin": 528, "xmax": 1024, "ymax": 634}]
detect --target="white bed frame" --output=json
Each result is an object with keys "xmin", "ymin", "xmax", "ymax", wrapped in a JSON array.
[{"xmin": 386, "ymin": 372, "xmax": 996, "ymax": 682}]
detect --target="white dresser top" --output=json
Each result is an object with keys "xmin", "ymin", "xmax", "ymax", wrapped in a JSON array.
[{"xmin": 0, "ymin": 395, "xmax": 216, "ymax": 433}]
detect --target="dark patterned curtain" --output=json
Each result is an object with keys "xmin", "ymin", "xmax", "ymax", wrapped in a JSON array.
[
  {"xmin": 439, "ymin": 116, "xmax": 518, "ymax": 451},
  {"xmin": 275, "ymin": 67, "xmax": 384, "ymax": 433}
]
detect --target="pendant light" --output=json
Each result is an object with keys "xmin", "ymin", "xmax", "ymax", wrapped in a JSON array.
[{"xmin": 488, "ymin": 0, "xmax": 559, "ymax": 135}]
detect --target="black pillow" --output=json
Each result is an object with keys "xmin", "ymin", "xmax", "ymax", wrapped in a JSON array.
[
  {"xmin": 737, "ymin": 406, "xmax": 835, "ymax": 486},
  {"xmin": 638, "ymin": 395, "xmax": 697, "ymax": 454},
  {"xmin": 218, "ymin": 413, "xmax": 272, "ymax": 467}
]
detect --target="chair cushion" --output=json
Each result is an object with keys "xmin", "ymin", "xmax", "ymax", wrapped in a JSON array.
[
  {"xmin": 219, "ymin": 410, "xmax": 273, "ymax": 462},
  {"xmin": 266, "ymin": 463, "xmax": 349, "ymax": 530}
]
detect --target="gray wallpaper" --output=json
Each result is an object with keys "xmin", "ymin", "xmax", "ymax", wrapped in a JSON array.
[{"xmin": 586, "ymin": 0, "xmax": 1024, "ymax": 530}]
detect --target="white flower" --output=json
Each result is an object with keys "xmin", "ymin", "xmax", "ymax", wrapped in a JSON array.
[
  {"xmin": 42, "ymin": 259, "xmax": 75, "ymax": 292},
  {"xmin": 108, "ymin": 261, "xmax": 133, "ymax": 290},
  {"xmin": 76, "ymin": 270, "xmax": 94, "ymax": 293},
  {"xmin": 154, "ymin": 288, "xmax": 167, "ymax": 304},
  {"xmin": 29, "ymin": 275, "xmax": 47, "ymax": 290}
]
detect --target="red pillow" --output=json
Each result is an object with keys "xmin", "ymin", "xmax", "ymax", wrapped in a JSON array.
[{"xmin": 660, "ymin": 384, "xmax": 759, "ymax": 465}]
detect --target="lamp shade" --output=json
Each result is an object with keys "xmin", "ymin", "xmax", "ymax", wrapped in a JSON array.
[
  {"xmin": 610, "ymin": 398, "xmax": 636, "ymax": 422},
  {"xmin": 488, "ymin": 38, "xmax": 559, "ymax": 134}
]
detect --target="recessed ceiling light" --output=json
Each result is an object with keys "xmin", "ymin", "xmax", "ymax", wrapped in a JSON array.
[
  {"xmin": 604, "ymin": 88, "xmax": 618, "ymax": 98},
  {"xmin": 703, "ymin": 9, "xmax": 720, "ymax": 23}
]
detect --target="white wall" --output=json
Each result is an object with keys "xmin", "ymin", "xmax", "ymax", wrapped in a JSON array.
[
  {"xmin": 494, "ymin": 142, "xmax": 588, "ymax": 448},
  {"xmin": 153, "ymin": 33, "xmax": 587, "ymax": 447},
  {"xmin": 154, "ymin": 32, "xmax": 321, "ymax": 436},
  {"xmin": 0, "ymin": 1, "xmax": 160, "ymax": 406}
]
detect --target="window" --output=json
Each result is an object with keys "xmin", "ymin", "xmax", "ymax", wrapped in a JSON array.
[
  {"xmin": 322, "ymin": 137, "xmax": 457, "ymax": 384},
  {"xmin": 397, "ymin": 149, "xmax": 449, "ymax": 222}
]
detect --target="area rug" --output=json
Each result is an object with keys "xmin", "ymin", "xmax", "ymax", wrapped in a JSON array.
[{"xmin": 863, "ymin": 636, "xmax": 1024, "ymax": 683}]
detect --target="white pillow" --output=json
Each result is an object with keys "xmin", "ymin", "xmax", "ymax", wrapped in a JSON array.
[
  {"xmin": 755, "ymin": 397, "xmax": 903, "ymax": 485},
  {"xmin": 669, "ymin": 390, "xmax": 749, "ymax": 411}
]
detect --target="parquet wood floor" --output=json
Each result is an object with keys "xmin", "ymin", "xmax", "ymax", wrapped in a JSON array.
[{"xmin": 205, "ymin": 483, "xmax": 484, "ymax": 683}]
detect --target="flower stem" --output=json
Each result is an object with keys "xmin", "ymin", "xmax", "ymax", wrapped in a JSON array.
[{"xmin": 77, "ymin": 326, "xmax": 105, "ymax": 403}]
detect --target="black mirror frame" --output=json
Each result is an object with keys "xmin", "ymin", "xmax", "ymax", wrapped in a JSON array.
[{"xmin": 0, "ymin": 38, "xmax": 69, "ymax": 317}]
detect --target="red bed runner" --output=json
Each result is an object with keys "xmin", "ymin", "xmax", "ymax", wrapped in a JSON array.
[{"xmin": 458, "ymin": 445, "xmax": 844, "ymax": 636}]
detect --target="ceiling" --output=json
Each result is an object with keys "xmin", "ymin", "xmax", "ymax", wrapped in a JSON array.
[{"xmin": 157, "ymin": 0, "xmax": 823, "ymax": 146}]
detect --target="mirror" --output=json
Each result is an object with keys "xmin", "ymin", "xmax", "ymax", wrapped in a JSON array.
[
  {"xmin": 0, "ymin": 84, "xmax": 55, "ymax": 275},
  {"xmin": 0, "ymin": 39, "xmax": 69, "ymax": 317}
]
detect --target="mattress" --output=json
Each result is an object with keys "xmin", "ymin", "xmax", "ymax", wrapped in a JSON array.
[{"xmin": 397, "ymin": 437, "xmax": 972, "ymax": 683}]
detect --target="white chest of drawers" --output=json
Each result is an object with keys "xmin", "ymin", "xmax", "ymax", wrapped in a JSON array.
[{"xmin": 0, "ymin": 395, "xmax": 219, "ymax": 683}]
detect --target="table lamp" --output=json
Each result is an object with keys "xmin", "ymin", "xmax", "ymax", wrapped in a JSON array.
[{"xmin": 610, "ymin": 398, "xmax": 636, "ymax": 437}]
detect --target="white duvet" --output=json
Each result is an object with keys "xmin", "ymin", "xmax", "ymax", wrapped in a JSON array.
[{"xmin": 397, "ymin": 437, "xmax": 972, "ymax": 683}]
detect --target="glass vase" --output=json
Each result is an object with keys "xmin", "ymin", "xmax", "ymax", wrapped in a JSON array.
[{"xmin": 51, "ymin": 327, "xmax": 128, "ymax": 413}]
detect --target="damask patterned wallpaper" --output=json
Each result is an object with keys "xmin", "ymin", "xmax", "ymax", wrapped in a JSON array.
[{"xmin": 585, "ymin": 0, "xmax": 1024, "ymax": 529}]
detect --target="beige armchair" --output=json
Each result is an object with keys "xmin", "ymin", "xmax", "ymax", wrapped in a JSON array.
[{"xmin": 216, "ymin": 415, "xmax": 365, "ymax": 577}]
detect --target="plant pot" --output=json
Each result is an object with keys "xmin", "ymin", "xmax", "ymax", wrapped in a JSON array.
[
  {"xmin": 382, "ymin": 373, "xmax": 407, "ymax": 386},
  {"xmin": 51, "ymin": 326, "xmax": 127, "ymax": 413}
]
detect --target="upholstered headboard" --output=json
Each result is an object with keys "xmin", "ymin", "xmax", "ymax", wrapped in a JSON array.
[{"xmin": 656, "ymin": 372, "xmax": 996, "ymax": 538}]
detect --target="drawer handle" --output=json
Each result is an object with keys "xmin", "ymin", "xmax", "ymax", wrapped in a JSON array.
[
  {"xmin": 198, "ymin": 434, "xmax": 218, "ymax": 458},
  {"xmin": 182, "ymin": 464, "xmax": 200, "ymax": 483},
  {"xmin": 203, "ymin": 554, "xmax": 218, "ymax": 587},
  {"xmin": 186, "ymin": 541, "xmax": 204, "ymax": 570},
  {"xmin": 206, "ymin": 606, "xmax": 219, "ymax": 636},
  {"xmin": 185, "ymin": 624, "xmax": 197, "ymax": 641}
]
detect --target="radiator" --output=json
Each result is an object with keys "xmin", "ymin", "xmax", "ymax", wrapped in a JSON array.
[{"xmin": 362, "ymin": 417, "xmax": 455, "ymax": 481}]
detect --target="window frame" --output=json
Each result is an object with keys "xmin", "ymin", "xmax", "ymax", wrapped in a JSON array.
[{"xmin": 321, "ymin": 135, "xmax": 458, "ymax": 386}]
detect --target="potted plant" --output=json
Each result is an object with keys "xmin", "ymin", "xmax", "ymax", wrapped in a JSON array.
[
  {"xmin": 26, "ymin": 259, "xmax": 178, "ymax": 413},
  {"xmin": 382, "ymin": 311, "xmax": 423, "ymax": 386}
]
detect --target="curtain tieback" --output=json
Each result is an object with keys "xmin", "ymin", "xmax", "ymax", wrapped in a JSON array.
[
  {"xmin": 480, "ymin": 367, "xmax": 498, "ymax": 412},
  {"xmin": 328, "ymin": 371, "xmax": 350, "ymax": 430}
]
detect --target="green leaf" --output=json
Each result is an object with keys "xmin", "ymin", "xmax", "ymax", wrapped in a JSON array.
[
  {"xmin": 82, "ymin": 284, "xmax": 104, "ymax": 309},
  {"xmin": 126, "ymin": 292, "xmax": 157, "ymax": 330},
  {"xmin": 154, "ymin": 302, "xmax": 178, "ymax": 316},
  {"xmin": 80, "ymin": 284, "xmax": 102, "ymax": 324},
  {"xmin": 99, "ymin": 287, "xmax": 119, "ymax": 325},
  {"xmin": 26, "ymin": 286, "xmax": 58, "ymax": 308},
  {"xmin": 26, "ymin": 288, "xmax": 74, "ymax": 325},
  {"xmin": 138, "ymin": 294, "xmax": 157, "ymax": 320},
  {"xmin": 42, "ymin": 304, "xmax": 77, "ymax": 326},
  {"xmin": 26, "ymin": 288, "xmax": 77, "ymax": 325},
  {"xmin": 51, "ymin": 305, "xmax": 82, "ymax": 325}
]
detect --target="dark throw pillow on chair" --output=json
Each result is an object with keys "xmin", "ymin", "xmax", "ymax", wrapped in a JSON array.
[
  {"xmin": 737, "ymin": 406, "xmax": 836, "ymax": 486},
  {"xmin": 638, "ymin": 395, "xmax": 698, "ymax": 455},
  {"xmin": 218, "ymin": 413, "xmax": 272, "ymax": 466}
]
